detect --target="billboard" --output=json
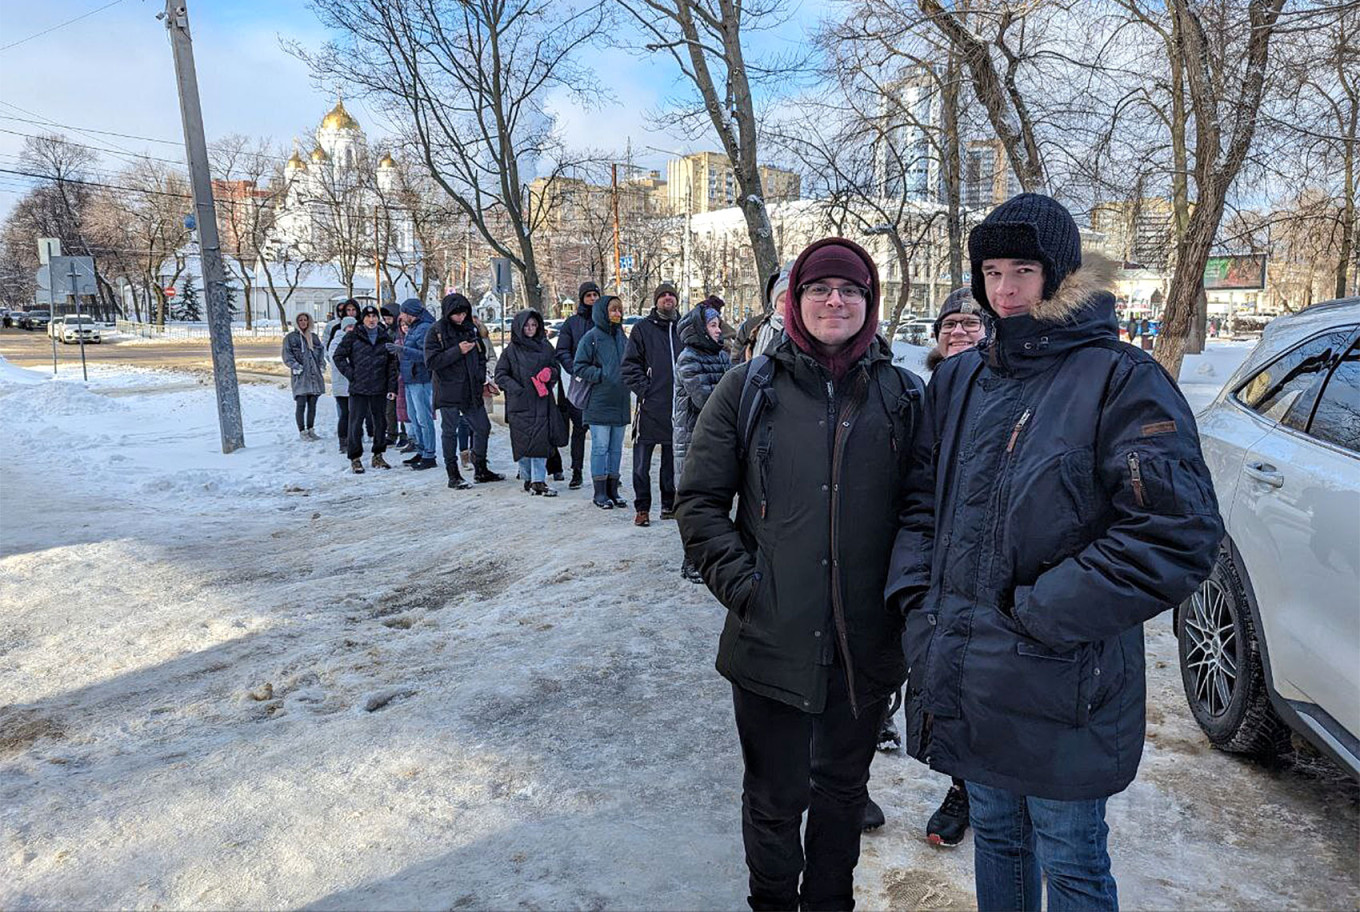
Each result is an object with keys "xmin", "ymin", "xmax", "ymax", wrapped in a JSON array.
[{"xmin": 1203, "ymin": 254, "xmax": 1267, "ymax": 290}]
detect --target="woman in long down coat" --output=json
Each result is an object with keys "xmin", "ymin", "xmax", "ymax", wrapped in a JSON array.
[
  {"xmin": 494, "ymin": 309, "xmax": 562, "ymax": 496},
  {"xmin": 673, "ymin": 303, "xmax": 731, "ymax": 581},
  {"xmin": 282, "ymin": 312, "xmax": 326, "ymax": 440}
]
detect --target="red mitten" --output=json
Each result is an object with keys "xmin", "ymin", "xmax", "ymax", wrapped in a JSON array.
[
  {"xmin": 535, "ymin": 366, "xmax": 553, "ymax": 382},
  {"xmin": 532, "ymin": 376, "xmax": 550, "ymax": 397}
]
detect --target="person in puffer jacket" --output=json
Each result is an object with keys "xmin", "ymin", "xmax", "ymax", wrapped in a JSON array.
[
  {"xmin": 573, "ymin": 293, "xmax": 632, "ymax": 509},
  {"xmin": 672, "ymin": 303, "xmax": 730, "ymax": 581},
  {"xmin": 887, "ymin": 193, "xmax": 1223, "ymax": 912}
]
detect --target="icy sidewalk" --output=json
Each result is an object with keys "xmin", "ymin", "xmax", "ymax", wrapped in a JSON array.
[{"xmin": 1, "ymin": 348, "xmax": 1356, "ymax": 910}]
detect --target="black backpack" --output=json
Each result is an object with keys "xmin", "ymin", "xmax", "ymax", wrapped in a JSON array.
[{"xmin": 735, "ymin": 352, "xmax": 923, "ymax": 466}]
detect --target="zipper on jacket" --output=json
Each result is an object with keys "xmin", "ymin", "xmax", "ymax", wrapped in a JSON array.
[
  {"xmin": 1005, "ymin": 408, "xmax": 1032, "ymax": 453},
  {"xmin": 1127, "ymin": 452, "xmax": 1146, "ymax": 507},
  {"xmin": 827, "ymin": 371, "xmax": 867, "ymax": 718}
]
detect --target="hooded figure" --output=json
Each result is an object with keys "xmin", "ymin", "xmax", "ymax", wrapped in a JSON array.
[
  {"xmin": 621, "ymin": 282, "xmax": 684, "ymax": 523},
  {"xmin": 672, "ymin": 303, "xmax": 730, "ymax": 470},
  {"xmin": 494, "ymin": 308, "xmax": 562, "ymax": 462},
  {"xmin": 675, "ymin": 237, "xmax": 929, "ymax": 911},
  {"xmin": 886, "ymin": 193, "xmax": 1222, "ymax": 911},
  {"xmin": 574, "ymin": 293, "xmax": 633, "ymax": 507},
  {"xmin": 553, "ymin": 280, "xmax": 600, "ymax": 488},
  {"xmin": 426, "ymin": 292, "xmax": 503, "ymax": 486},
  {"xmin": 282, "ymin": 313, "xmax": 326, "ymax": 398}
]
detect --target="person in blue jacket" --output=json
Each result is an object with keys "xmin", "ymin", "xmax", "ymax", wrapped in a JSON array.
[
  {"xmin": 393, "ymin": 298, "xmax": 438, "ymax": 470},
  {"xmin": 572, "ymin": 293, "xmax": 631, "ymax": 509},
  {"xmin": 888, "ymin": 194, "xmax": 1223, "ymax": 912}
]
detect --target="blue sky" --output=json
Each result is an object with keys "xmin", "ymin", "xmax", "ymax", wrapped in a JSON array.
[{"xmin": 0, "ymin": 0, "xmax": 824, "ymax": 219}]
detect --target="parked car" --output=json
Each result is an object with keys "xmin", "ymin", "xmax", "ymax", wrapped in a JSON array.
[
  {"xmin": 50, "ymin": 315, "xmax": 102, "ymax": 344},
  {"xmin": 894, "ymin": 319, "xmax": 934, "ymax": 346},
  {"xmin": 19, "ymin": 310, "xmax": 51, "ymax": 331},
  {"xmin": 1182, "ymin": 296, "xmax": 1359, "ymax": 777}
]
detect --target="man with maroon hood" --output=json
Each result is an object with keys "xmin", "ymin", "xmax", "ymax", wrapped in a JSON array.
[{"xmin": 676, "ymin": 238, "xmax": 930, "ymax": 910}]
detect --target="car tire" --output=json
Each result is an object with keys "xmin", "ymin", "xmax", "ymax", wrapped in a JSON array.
[{"xmin": 1178, "ymin": 545, "xmax": 1290, "ymax": 759}]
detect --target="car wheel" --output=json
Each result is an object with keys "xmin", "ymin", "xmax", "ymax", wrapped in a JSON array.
[{"xmin": 1178, "ymin": 546, "xmax": 1289, "ymax": 758}]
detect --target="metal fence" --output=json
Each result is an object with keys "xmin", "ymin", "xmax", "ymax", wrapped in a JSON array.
[{"xmin": 115, "ymin": 320, "xmax": 286, "ymax": 340}]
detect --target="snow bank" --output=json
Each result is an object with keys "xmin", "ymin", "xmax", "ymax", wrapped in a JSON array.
[{"xmin": 0, "ymin": 354, "xmax": 46, "ymax": 387}]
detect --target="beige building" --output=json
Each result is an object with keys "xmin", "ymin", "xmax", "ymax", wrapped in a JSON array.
[
  {"xmin": 665, "ymin": 152, "xmax": 800, "ymax": 215},
  {"xmin": 1091, "ymin": 197, "xmax": 1180, "ymax": 270},
  {"xmin": 963, "ymin": 139, "xmax": 1022, "ymax": 211}
]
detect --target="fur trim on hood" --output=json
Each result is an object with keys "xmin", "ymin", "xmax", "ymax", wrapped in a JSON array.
[{"xmin": 1027, "ymin": 251, "xmax": 1118, "ymax": 324}]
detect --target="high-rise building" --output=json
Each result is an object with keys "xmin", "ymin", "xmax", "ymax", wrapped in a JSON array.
[
  {"xmin": 875, "ymin": 66, "xmax": 942, "ymax": 203},
  {"xmin": 1091, "ymin": 197, "xmax": 1178, "ymax": 270},
  {"xmin": 962, "ymin": 139, "xmax": 1022, "ymax": 211},
  {"xmin": 665, "ymin": 152, "xmax": 800, "ymax": 215}
]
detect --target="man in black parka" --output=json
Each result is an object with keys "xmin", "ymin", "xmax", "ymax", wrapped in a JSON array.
[
  {"xmin": 621, "ymin": 282, "xmax": 682, "ymax": 526},
  {"xmin": 333, "ymin": 304, "xmax": 398, "ymax": 474},
  {"xmin": 887, "ymin": 194, "xmax": 1223, "ymax": 911},
  {"xmin": 676, "ymin": 238, "xmax": 929, "ymax": 911},
  {"xmin": 425, "ymin": 292, "xmax": 504, "ymax": 489},
  {"xmin": 554, "ymin": 281, "xmax": 599, "ymax": 489}
]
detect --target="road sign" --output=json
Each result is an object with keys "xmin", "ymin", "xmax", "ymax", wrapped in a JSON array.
[
  {"xmin": 491, "ymin": 257, "xmax": 513, "ymax": 294},
  {"xmin": 49, "ymin": 256, "xmax": 98, "ymax": 298},
  {"xmin": 164, "ymin": 286, "xmax": 178, "ymax": 298},
  {"xmin": 37, "ymin": 238, "xmax": 61, "ymax": 265},
  {"xmin": 619, "ymin": 255, "xmax": 634, "ymax": 271}
]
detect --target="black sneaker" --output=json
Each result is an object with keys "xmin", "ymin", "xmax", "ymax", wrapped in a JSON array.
[
  {"xmin": 411, "ymin": 457, "xmax": 437, "ymax": 471},
  {"xmin": 926, "ymin": 784, "xmax": 970, "ymax": 847},
  {"xmin": 877, "ymin": 721, "xmax": 902, "ymax": 753},
  {"xmin": 569, "ymin": 470, "xmax": 583, "ymax": 490},
  {"xmin": 403, "ymin": 454, "xmax": 422, "ymax": 465},
  {"xmin": 862, "ymin": 797, "xmax": 885, "ymax": 832},
  {"xmin": 552, "ymin": 472, "xmax": 565, "ymax": 482},
  {"xmin": 400, "ymin": 441, "xmax": 418, "ymax": 454}
]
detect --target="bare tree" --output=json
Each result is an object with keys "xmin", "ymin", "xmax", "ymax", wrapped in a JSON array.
[
  {"xmin": 299, "ymin": 0, "xmax": 604, "ymax": 311},
  {"xmin": 613, "ymin": 0, "xmax": 803, "ymax": 286},
  {"xmin": 209, "ymin": 134, "xmax": 284, "ymax": 329}
]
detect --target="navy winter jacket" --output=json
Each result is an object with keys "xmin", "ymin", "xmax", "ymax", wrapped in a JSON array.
[
  {"xmin": 887, "ymin": 254, "xmax": 1224, "ymax": 801},
  {"xmin": 572, "ymin": 296, "xmax": 632, "ymax": 428},
  {"xmin": 398, "ymin": 306, "xmax": 435, "ymax": 385}
]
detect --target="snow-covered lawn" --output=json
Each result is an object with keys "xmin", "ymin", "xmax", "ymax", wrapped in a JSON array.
[{"xmin": 1, "ymin": 343, "xmax": 1355, "ymax": 910}]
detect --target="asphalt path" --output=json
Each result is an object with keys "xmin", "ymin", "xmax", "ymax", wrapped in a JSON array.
[{"xmin": 0, "ymin": 327, "xmax": 286, "ymax": 375}]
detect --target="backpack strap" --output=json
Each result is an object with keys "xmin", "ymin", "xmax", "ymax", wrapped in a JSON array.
[
  {"xmin": 736, "ymin": 353, "xmax": 778, "ymax": 463},
  {"xmin": 874, "ymin": 363, "xmax": 924, "ymax": 471}
]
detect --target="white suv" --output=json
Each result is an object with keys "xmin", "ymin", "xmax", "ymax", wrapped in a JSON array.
[
  {"xmin": 1184, "ymin": 297, "xmax": 1359, "ymax": 775},
  {"xmin": 49, "ymin": 315, "xmax": 102, "ymax": 344}
]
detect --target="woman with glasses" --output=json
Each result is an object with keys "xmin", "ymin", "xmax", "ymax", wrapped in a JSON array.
[{"xmin": 926, "ymin": 287, "xmax": 990, "ymax": 371}]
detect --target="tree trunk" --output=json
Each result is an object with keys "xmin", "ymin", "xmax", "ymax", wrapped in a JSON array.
[
  {"xmin": 1158, "ymin": 184, "xmax": 1226, "ymax": 379},
  {"xmin": 885, "ymin": 233, "xmax": 914, "ymax": 339}
]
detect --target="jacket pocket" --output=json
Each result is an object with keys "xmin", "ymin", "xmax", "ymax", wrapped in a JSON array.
[
  {"xmin": 739, "ymin": 549, "xmax": 773, "ymax": 626},
  {"xmin": 963, "ymin": 607, "xmax": 1092, "ymax": 728}
]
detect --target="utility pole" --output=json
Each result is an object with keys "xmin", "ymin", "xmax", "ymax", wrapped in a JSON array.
[
  {"xmin": 161, "ymin": 0, "xmax": 245, "ymax": 453},
  {"xmin": 611, "ymin": 163, "xmax": 622, "ymax": 293},
  {"xmin": 683, "ymin": 182, "xmax": 692, "ymax": 307},
  {"xmin": 373, "ymin": 206, "xmax": 382, "ymax": 306},
  {"xmin": 67, "ymin": 259, "xmax": 89, "ymax": 382}
]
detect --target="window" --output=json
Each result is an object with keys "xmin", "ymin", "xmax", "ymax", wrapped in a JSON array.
[
  {"xmin": 1306, "ymin": 341, "xmax": 1360, "ymax": 453},
  {"xmin": 1236, "ymin": 330, "xmax": 1351, "ymax": 423}
]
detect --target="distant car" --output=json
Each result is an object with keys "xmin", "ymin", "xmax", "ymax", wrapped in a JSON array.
[
  {"xmin": 50, "ymin": 315, "xmax": 101, "ymax": 344},
  {"xmin": 19, "ymin": 310, "xmax": 51, "ymax": 331},
  {"xmin": 895, "ymin": 319, "xmax": 933, "ymax": 346},
  {"xmin": 545, "ymin": 318, "xmax": 565, "ymax": 340},
  {"xmin": 1183, "ymin": 296, "xmax": 1359, "ymax": 777}
]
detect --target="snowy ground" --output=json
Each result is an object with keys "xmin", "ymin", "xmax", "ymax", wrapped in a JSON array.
[{"xmin": 1, "ymin": 343, "xmax": 1356, "ymax": 910}]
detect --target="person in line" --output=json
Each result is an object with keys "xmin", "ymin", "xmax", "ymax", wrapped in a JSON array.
[
  {"xmin": 554, "ymin": 281, "xmax": 599, "ymax": 489},
  {"xmin": 676, "ymin": 238, "xmax": 928, "ymax": 911},
  {"xmin": 333, "ymin": 304, "xmax": 398, "ymax": 474},
  {"xmin": 324, "ymin": 298, "xmax": 359, "ymax": 347},
  {"xmin": 703, "ymin": 293, "xmax": 741, "ymax": 359},
  {"xmin": 863, "ymin": 286, "xmax": 990, "ymax": 839},
  {"xmin": 573, "ymin": 293, "xmax": 632, "ymax": 510},
  {"xmin": 621, "ymin": 282, "xmax": 682, "ymax": 526},
  {"xmin": 672, "ymin": 303, "xmax": 730, "ymax": 582},
  {"xmin": 426, "ymin": 293, "xmax": 504, "ymax": 489},
  {"xmin": 327, "ymin": 316, "xmax": 357, "ymax": 453},
  {"xmin": 495, "ymin": 309, "xmax": 563, "ymax": 497},
  {"xmin": 735, "ymin": 263, "xmax": 793, "ymax": 364},
  {"xmin": 380, "ymin": 306, "xmax": 402, "ymax": 446},
  {"xmin": 282, "ymin": 312, "xmax": 326, "ymax": 441},
  {"xmin": 887, "ymin": 194, "xmax": 1223, "ymax": 911},
  {"xmin": 393, "ymin": 298, "xmax": 438, "ymax": 470}
]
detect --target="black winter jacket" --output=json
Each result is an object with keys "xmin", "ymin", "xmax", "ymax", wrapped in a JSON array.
[
  {"xmin": 425, "ymin": 298, "xmax": 488, "ymax": 411},
  {"xmin": 621, "ymin": 307, "xmax": 681, "ymax": 445},
  {"xmin": 676, "ymin": 335, "xmax": 928, "ymax": 715},
  {"xmin": 886, "ymin": 254, "xmax": 1224, "ymax": 801},
  {"xmin": 672, "ymin": 305, "xmax": 730, "ymax": 463},
  {"xmin": 494, "ymin": 310, "xmax": 561, "ymax": 460},
  {"xmin": 333, "ymin": 325, "xmax": 397, "ymax": 397}
]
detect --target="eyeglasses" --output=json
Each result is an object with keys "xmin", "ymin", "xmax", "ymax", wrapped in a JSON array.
[
  {"xmin": 801, "ymin": 282, "xmax": 867, "ymax": 305},
  {"xmin": 940, "ymin": 317, "xmax": 984, "ymax": 333}
]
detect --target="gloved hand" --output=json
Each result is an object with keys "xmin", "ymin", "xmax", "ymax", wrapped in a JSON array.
[
  {"xmin": 535, "ymin": 366, "xmax": 553, "ymax": 382},
  {"xmin": 385, "ymin": 342, "xmax": 402, "ymax": 355}
]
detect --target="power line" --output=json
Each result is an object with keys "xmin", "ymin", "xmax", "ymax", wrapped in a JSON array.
[
  {"xmin": 0, "ymin": 0, "xmax": 128, "ymax": 54},
  {"xmin": 0, "ymin": 113, "xmax": 183, "ymax": 147}
]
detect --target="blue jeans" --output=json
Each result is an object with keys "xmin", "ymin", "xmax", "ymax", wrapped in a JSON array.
[
  {"xmin": 590, "ymin": 424, "xmax": 626, "ymax": 478},
  {"xmin": 518, "ymin": 456, "xmax": 547, "ymax": 483},
  {"xmin": 966, "ymin": 781, "xmax": 1118, "ymax": 912},
  {"xmin": 404, "ymin": 382, "xmax": 436, "ymax": 459}
]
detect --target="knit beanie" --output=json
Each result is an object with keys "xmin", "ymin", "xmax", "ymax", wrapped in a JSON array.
[
  {"xmin": 339, "ymin": 316, "xmax": 357, "ymax": 329},
  {"xmin": 653, "ymin": 282, "xmax": 679, "ymax": 305},
  {"xmin": 399, "ymin": 297, "xmax": 424, "ymax": 316},
  {"xmin": 578, "ymin": 281, "xmax": 600, "ymax": 306},
  {"xmin": 703, "ymin": 307, "xmax": 721, "ymax": 324},
  {"xmin": 763, "ymin": 261, "xmax": 795, "ymax": 311},
  {"xmin": 380, "ymin": 306, "xmax": 396, "ymax": 318},
  {"xmin": 784, "ymin": 238, "xmax": 880, "ymax": 381},
  {"xmin": 968, "ymin": 193, "xmax": 1082, "ymax": 311},
  {"xmin": 932, "ymin": 287, "xmax": 987, "ymax": 337}
]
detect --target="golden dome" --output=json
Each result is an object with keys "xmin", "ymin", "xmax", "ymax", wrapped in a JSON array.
[
  {"xmin": 310, "ymin": 146, "xmax": 329, "ymax": 163},
  {"xmin": 286, "ymin": 150, "xmax": 306, "ymax": 169},
  {"xmin": 378, "ymin": 151, "xmax": 395, "ymax": 169},
  {"xmin": 321, "ymin": 99, "xmax": 360, "ymax": 131}
]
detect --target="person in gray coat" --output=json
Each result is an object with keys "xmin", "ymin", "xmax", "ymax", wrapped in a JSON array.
[
  {"xmin": 328, "ymin": 316, "xmax": 357, "ymax": 452},
  {"xmin": 282, "ymin": 312, "xmax": 326, "ymax": 440}
]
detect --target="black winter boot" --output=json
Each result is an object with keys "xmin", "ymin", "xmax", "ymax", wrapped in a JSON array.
[
  {"xmin": 569, "ymin": 469, "xmax": 584, "ymax": 490},
  {"xmin": 606, "ymin": 476, "xmax": 628, "ymax": 508},
  {"xmin": 862, "ymin": 797, "xmax": 886, "ymax": 832},
  {"xmin": 473, "ymin": 457, "xmax": 505, "ymax": 483},
  {"xmin": 592, "ymin": 477, "xmax": 613, "ymax": 509},
  {"xmin": 447, "ymin": 466, "xmax": 472, "ymax": 490},
  {"xmin": 532, "ymin": 481, "xmax": 558, "ymax": 497}
]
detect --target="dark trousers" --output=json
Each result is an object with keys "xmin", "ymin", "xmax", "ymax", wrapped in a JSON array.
[
  {"xmin": 384, "ymin": 395, "xmax": 398, "ymax": 442},
  {"xmin": 732, "ymin": 673, "xmax": 884, "ymax": 911},
  {"xmin": 440, "ymin": 402, "xmax": 491, "ymax": 468},
  {"xmin": 632, "ymin": 441, "xmax": 675, "ymax": 513},
  {"xmin": 563, "ymin": 403, "xmax": 587, "ymax": 473},
  {"xmin": 335, "ymin": 395, "xmax": 349, "ymax": 444},
  {"xmin": 294, "ymin": 394, "xmax": 318, "ymax": 431},
  {"xmin": 347, "ymin": 394, "xmax": 388, "ymax": 459},
  {"xmin": 547, "ymin": 447, "xmax": 563, "ymax": 475}
]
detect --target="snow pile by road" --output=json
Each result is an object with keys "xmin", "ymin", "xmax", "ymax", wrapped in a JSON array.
[
  {"xmin": 1, "ymin": 342, "xmax": 1354, "ymax": 911},
  {"xmin": 0, "ymin": 354, "xmax": 46, "ymax": 387}
]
